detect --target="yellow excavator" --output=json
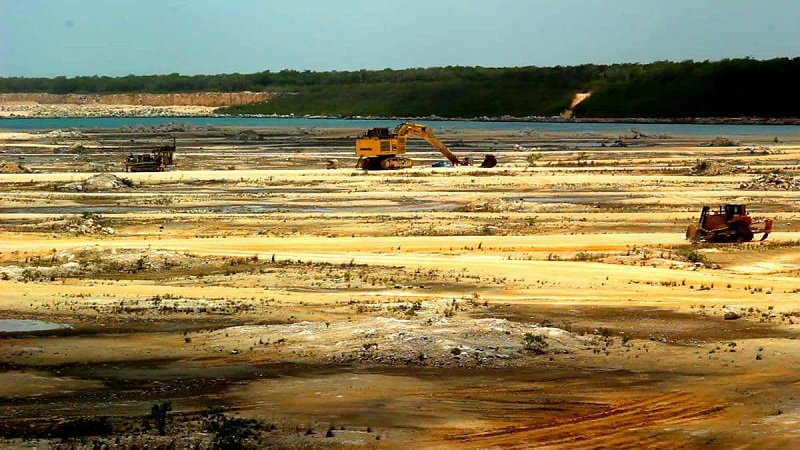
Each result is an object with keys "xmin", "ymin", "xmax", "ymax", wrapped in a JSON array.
[{"xmin": 355, "ymin": 122, "xmax": 497, "ymax": 170}]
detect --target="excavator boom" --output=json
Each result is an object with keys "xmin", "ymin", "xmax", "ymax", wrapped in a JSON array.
[{"xmin": 393, "ymin": 123, "xmax": 463, "ymax": 165}]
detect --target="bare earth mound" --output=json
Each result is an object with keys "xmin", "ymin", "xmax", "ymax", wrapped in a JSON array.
[
  {"xmin": 57, "ymin": 173, "xmax": 134, "ymax": 192},
  {"xmin": 0, "ymin": 159, "xmax": 30, "ymax": 173}
]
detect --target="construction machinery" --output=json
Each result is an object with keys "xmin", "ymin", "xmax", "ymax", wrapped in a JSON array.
[
  {"xmin": 686, "ymin": 204, "xmax": 773, "ymax": 243},
  {"xmin": 125, "ymin": 138, "xmax": 176, "ymax": 172},
  {"xmin": 355, "ymin": 122, "xmax": 496, "ymax": 169}
]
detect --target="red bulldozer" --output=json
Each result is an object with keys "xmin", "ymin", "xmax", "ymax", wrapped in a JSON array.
[{"xmin": 686, "ymin": 204, "xmax": 773, "ymax": 243}]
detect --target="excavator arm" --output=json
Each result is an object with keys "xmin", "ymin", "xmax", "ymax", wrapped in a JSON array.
[{"xmin": 393, "ymin": 123, "xmax": 464, "ymax": 165}]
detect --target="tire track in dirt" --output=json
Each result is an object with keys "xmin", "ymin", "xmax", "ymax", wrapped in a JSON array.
[{"xmin": 442, "ymin": 391, "xmax": 724, "ymax": 449}]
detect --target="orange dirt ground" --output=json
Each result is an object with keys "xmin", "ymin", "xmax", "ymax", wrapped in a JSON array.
[{"xmin": 1, "ymin": 126, "xmax": 800, "ymax": 448}]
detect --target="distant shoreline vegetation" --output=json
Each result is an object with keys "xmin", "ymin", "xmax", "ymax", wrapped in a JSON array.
[{"xmin": 1, "ymin": 58, "xmax": 799, "ymax": 119}]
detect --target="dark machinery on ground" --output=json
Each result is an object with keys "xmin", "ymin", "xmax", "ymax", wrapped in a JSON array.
[
  {"xmin": 686, "ymin": 204, "xmax": 773, "ymax": 243},
  {"xmin": 125, "ymin": 138, "xmax": 176, "ymax": 172},
  {"xmin": 355, "ymin": 122, "xmax": 497, "ymax": 170}
]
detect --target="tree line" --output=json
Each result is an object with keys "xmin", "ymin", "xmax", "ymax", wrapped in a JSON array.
[{"xmin": 2, "ymin": 57, "xmax": 798, "ymax": 118}]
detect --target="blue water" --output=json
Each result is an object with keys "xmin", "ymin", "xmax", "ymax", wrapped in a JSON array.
[
  {"xmin": 0, "ymin": 319, "xmax": 71, "ymax": 333},
  {"xmin": 2, "ymin": 116, "xmax": 800, "ymax": 135}
]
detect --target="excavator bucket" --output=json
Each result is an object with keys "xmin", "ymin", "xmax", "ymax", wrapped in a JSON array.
[{"xmin": 480, "ymin": 154, "xmax": 497, "ymax": 168}]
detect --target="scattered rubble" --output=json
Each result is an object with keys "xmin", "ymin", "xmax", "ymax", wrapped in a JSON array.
[
  {"xmin": 459, "ymin": 197, "xmax": 526, "ymax": 212},
  {"xmin": 121, "ymin": 122, "xmax": 215, "ymax": 133},
  {"xmin": 294, "ymin": 127, "xmax": 322, "ymax": 135},
  {"xmin": 325, "ymin": 159, "xmax": 341, "ymax": 169},
  {"xmin": 0, "ymin": 261, "xmax": 83, "ymax": 282},
  {"xmin": 514, "ymin": 128, "xmax": 541, "ymax": 137},
  {"xmin": 743, "ymin": 146, "xmax": 782, "ymax": 155},
  {"xmin": 59, "ymin": 214, "xmax": 116, "ymax": 235},
  {"xmin": 739, "ymin": 173, "xmax": 800, "ymax": 190},
  {"xmin": 1, "ymin": 247, "xmax": 219, "ymax": 281},
  {"xmin": 626, "ymin": 128, "xmax": 670, "ymax": 139},
  {"xmin": 43, "ymin": 129, "xmax": 83, "ymax": 139},
  {"xmin": 57, "ymin": 173, "xmax": 135, "ymax": 192},
  {"xmin": 512, "ymin": 144, "xmax": 540, "ymax": 152},
  {"xmin": 608, "ymin": 139, "xmax": 628, "ymax": 147}
]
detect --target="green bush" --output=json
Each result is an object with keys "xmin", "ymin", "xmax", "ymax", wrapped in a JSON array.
[{"xmin": 522, "ymin": 333, "xmax": 549, "ymax": 354}]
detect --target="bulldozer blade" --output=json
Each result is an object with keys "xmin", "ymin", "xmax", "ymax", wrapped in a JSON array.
[
  {"xmin": 686, "ymin": 224, "xmax": 700, "ymax": 242},
  {"xmin": 759, "ymin": 219, "xmax": 774, "ymax": 241}
]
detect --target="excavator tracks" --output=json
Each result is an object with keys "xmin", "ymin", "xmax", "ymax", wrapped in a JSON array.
[
  {"xmin": 380, "ymin": 156, "xmax": 414, "ymax": 170},
  {"xmin": 358, "ymin": 156, "xmax": 413, "ymax": 170}
]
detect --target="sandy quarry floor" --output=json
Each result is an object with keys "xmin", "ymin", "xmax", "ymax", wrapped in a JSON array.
[{"xmin": 2, "ymin": 125, "xmax": 800, "ymax": 448}]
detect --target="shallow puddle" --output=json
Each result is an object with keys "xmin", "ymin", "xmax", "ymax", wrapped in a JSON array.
[{"xmin": 0, "ymin": 319, "xmax": 71, "ymax": 333}]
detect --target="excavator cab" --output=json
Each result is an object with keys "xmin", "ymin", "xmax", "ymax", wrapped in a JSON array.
[{"xmin": 365, "ymin": 127, "xmax": 392, "ymax": 139}]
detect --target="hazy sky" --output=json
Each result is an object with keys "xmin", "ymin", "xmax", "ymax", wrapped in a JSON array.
[{"xmin": 1, "ymin": 0, "xmax": 799, "ymax": 77}]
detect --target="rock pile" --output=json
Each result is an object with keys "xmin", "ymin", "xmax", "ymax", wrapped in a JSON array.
[
  {"xmin": 69, "ymin": 143, "xmax": 87, "ymax": 153},
  {"xmin": 739, "ymin": 173, "xmax": 800, "ymax": 190},
  {"xmin": 236, "ymin": 130, "xmax": 261, "ymax": 141},
  {"xmin": 44, "ymin": 129, "xmax": 83, "ymax": 139},
  {"xmin": 514, "ymin": 128, "xmax": 541, "ymax": 137},
  {"xmin": 57, "ymin": 173, "xmax": 134, "ymax": 192},
  {"xmin": 688, "ymin": 159, "xmax": 741, "ymax": 176},
  {"xmin": 702, "ymin": 136, "xmax": 740, "ymax": 147},
  {"xmin": 60, "ymin": 214, "xmax": 115, "ymax": 235},
  {"xmin": 0, "ymin": 160, "xmax": 30, "ymax": 173}
]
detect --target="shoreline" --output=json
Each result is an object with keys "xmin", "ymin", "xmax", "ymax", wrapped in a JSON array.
[{"xmin": 1, "ymin": 102, "xmax": 799, "ymax": 125}]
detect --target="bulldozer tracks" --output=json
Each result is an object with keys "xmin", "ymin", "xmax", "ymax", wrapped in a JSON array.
[{"xmin": 445, "ymin": 392, "xmax": 724, "ymax": 449}]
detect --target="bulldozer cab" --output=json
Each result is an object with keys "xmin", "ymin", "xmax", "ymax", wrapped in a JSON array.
[{"xmin": 724, "ymin": 204, "xmax": 745, "ymax": 221}]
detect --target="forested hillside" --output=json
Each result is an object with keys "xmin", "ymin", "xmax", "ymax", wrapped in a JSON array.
[{"xmin": 1, "ymin": 58, "xmax": 798, "ymax": 118}]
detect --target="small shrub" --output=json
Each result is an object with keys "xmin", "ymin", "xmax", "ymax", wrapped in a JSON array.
[
  {"xmin": 692, "ymin": 159, "xmax": 710, "ymax": 173},
  {"xmin": 678, "ymin": 248, "xmax": 708, "ymax": 264},
  {"xmin": 522, "ymin": 333, "xmax": 549, "ymax": 354},
  {"xmin": 525, "ymin": 153, "xmax": 543, "ymax": 170},
  {"xmin": 150, "ymin": 401, "xmax": 172, "ymax": 436}
]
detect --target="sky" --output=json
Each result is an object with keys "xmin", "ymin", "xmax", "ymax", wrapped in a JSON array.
[{"xmin": 1, "ymin": 0, "xmax": 799, "ymax": 77}]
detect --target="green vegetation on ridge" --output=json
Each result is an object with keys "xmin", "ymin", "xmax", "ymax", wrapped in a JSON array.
[{"xmin": 2, "ymin": 57, "xmax": 799, "ymax": 118}]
